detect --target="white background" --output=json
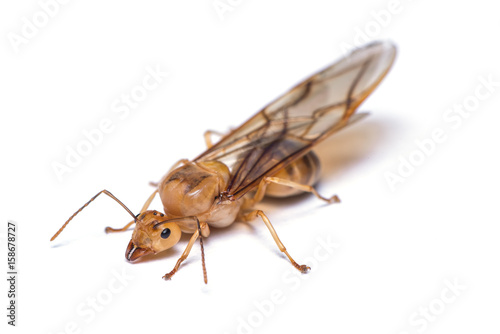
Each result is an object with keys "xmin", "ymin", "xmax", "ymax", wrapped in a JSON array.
[{"xmin": 1, "ymin": 1, "xmax": 499, "ymax": 333}]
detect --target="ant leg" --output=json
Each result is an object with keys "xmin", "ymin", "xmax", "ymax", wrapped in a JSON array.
[
  {"xmin": 150, "ymin": 159, "xmax": 190, "ymax": 189},
  {"xmin": 242, "ymin": 179, "xmax": 268, "ymax": 209},
  {"xmin": 105, "ymin": 190, "xmax": 158, "ymax": 233},
  {"xmin": 163, "ymin": 229, "xmax": 200, "ymax": 281},
  {"xmin": 243, "ymin": 177, "xmax": 340, "ymax": 210},
  {"xmin": 162, "ymin": 218, "xmax": 210, "ymax": 283},
  {"xmin": 204, "ymin": 130, "xmax": 225, "ymax": 148},
  {"xmin": 104, "ymin": 220, "xmax": 136, "ymax": 233},
  {"xmin": 168, "ymin": 159, "xmax": 190, "ymax": 172},
  {"xmin": 264, "ymin": 177, "xmax": 340, "ymax": 203},
  {"xmin": 239, "ymin": 209, "xmax": 310, "ymax": 273}
]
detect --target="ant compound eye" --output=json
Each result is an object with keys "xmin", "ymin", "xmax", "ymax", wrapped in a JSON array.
[{"xmin": 161, "ymin": 228, "xmax": 171, "ymax": 239}]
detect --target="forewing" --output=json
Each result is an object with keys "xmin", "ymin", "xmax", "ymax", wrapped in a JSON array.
[{"xmin": 195, "ymin": 41, "xmax": 396, "ymax": 200}]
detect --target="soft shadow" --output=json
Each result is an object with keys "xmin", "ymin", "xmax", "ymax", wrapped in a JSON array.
[
  {"xmin": 252, "ymin": 115, "xmax": 400, "ymax": 209},
  {"xmin": 50, "ymin": 239, "xmax": 76, "ymax": 248},
  {"xmin": 313, "ymin": 114, "xmax": 397, "ymax": 183}
]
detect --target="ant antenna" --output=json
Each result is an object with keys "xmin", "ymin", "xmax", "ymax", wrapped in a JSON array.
[
  {"xmin": 50, "ymin": 190, "xmax": 136, "ymax": 241},
  {"xmin": 197, "ymin": 219, "xmax": 208, "ymax": 284}
]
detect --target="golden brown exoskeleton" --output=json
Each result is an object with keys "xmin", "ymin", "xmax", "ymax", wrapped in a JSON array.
[{"xmin": 51, "ymin": 41, "xmax": 397, "ymax": 283}]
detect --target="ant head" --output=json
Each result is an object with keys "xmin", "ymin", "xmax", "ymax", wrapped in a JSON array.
[{"xmin": 125, "ymin": 210, "xmax": 182, "ymax": 261}]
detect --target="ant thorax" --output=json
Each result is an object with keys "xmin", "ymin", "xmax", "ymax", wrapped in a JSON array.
[{"xmin": 158, "ymin": 160, "xmax": 242, "ymax": 231}]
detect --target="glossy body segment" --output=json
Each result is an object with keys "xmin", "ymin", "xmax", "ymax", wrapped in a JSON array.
[
  {"xmin": 158, "ymin": 160, "xmax": 242, "ymax": 232},
  {"xmin": 264, "ymin": 147, "xmax": 321, "ymax": 198}
]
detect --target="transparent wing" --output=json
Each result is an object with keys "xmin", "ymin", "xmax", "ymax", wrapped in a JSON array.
[{"xmin": 194, "ymin": 41, "xmax": 396, "ymax": 200}]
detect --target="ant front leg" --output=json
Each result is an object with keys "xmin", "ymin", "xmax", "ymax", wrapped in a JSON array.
[
  {"xmin": 163, "ymin": 218, "xmax": 210, "ymax": 283},
  {"xmin": 163, "ymin": 229, "xmax": 200, "ymax": 280}
]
